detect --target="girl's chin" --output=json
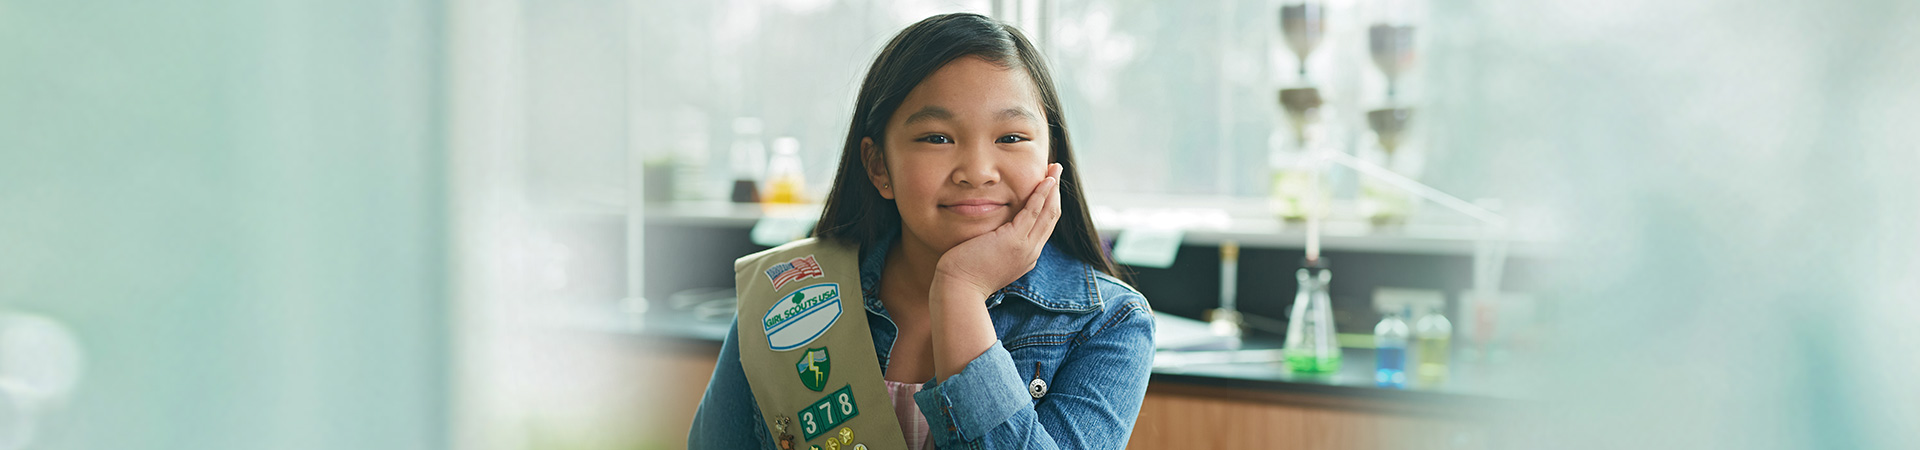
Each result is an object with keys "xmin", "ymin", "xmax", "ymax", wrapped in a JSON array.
[
  {"xmin": 924, "ymin": 223, "xmax": 1003, "ymax": 250},
  {"xmin": 903, "ymin": 210, "xmax": 1013, "ymax": 247}
]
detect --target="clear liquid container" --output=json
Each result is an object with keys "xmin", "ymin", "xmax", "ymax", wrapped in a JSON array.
[
  {"xmin": 764, "ymin": 137, "xmax": 806, "ymax": 204},
  {"xmin": 1270, "ymin": 91, "xmax": 1325, "ymax": 222},
  {"xmin": 1283, "ymin": 264, "xmax": 1341, "ymax": 373},
  {"xmin": 1413, "ymin": 306, "xmax": 1453, "ymax": 387},
  {"xmin": 1206, "ymin": 241, "xmax": 1244, "ymax": 350},
  {"xmin": 729, "ymin": 118, "xmax": 766, "ymax": 203},
  {"xmin": 1374, "ymin": 308, "xmax": 1409, "ymax": 388}
]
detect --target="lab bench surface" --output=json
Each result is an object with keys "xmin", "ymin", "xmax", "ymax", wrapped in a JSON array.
[
  {"xmin": 617, "ymin": 310, "xmax": 1514, "ymax": 449},
  {"xmin": 638, "ymin": 308, "xmax": 1518, "ymax": 405}
]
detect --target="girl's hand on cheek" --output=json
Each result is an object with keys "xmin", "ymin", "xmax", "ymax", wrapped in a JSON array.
[{"xmin": 933, "ymin": 162, "xmax": 1064, "ymax": 300}]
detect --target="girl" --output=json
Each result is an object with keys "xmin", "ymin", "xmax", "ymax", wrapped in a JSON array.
[{"xmin": 690, "ymin": 13, "xmax": 1154, "ymax": 450}]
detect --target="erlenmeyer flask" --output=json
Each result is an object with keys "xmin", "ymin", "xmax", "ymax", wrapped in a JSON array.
[{"xmin": 1284, "ymin": 263, "xmax": 1342, "ymax": 373}]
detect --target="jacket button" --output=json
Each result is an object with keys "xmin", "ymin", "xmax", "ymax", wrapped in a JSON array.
[{"xmin": 1029, "ymin": 378, "xmax": 1048, "ymax": 398}]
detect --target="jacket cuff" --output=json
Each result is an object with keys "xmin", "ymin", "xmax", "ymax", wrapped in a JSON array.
[{"xmin": 912, "ymin": 341, "xmax": 1029, "ymax": 444}]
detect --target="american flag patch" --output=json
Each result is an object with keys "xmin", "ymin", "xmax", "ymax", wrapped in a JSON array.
[{"xmin": 765, "ymin": 254, "xmax": 825, "ymax": 290}]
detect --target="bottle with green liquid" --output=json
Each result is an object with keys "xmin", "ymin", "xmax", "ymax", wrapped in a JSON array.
[
  {"xmin": 1412, "ymin": 305, "xmax": 1453, "ymax": 387},
  {"xmin": 1284, "ymin": 260, "xmax": 1341, "ymax": 373}
]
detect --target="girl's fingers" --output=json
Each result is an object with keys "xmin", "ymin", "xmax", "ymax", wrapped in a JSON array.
[
  {"xmin": 1015, "ymin": 168, "xmax": 1052, "ymax": 228},
  {"xmin": 1028, "ymin": 164, "xmax": 1063, "ymax": 242},
  {"xmin": 1042, "ymin": 165, "xmax": 1063, "ymax": 233},
  {"xmin": 1018, "ymin": 177, "xmax": 1053, "ymax": 235}
]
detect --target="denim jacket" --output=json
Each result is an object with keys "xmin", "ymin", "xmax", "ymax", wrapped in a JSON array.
[{"xmin": 689, "ymin": 229, "xmax": 1156, "ymax": 449}]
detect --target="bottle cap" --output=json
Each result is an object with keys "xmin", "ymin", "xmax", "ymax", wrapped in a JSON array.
[
  {"xmin": 733, "ymin": 117, "xmax": 763, "ymax": 135},
  {"xmin": 772, "ymin": 137, "xmax": 800, "ymax": 155}
]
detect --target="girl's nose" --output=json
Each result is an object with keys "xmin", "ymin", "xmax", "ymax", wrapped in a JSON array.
[{"xmin": 950, "ymin": 142, "xmax": 1000, "ymax": 187}]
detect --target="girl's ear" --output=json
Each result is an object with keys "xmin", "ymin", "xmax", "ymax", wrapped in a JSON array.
[{"xmin": 862, "ymin": 137, "xmax": 894, "ymax": 200}]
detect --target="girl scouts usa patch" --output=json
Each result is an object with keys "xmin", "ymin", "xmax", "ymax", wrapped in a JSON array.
[
  {"xmin": 762, "ymin": 283, "xmax": 842, "ymax": 351},
  {"xmin": 765, "ymin": 254, "xmax": 825, "ymax": 290}
]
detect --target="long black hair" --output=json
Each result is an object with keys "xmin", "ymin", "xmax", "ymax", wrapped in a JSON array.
[{"xmin": 813, "ymin": 12, "xmax": 1119, "ymax": 278}]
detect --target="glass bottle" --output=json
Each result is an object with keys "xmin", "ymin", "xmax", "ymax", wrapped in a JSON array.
[
  {"xmin": 1284, "ymin": 262, "xmax": 1341, "ymax": 373},
  {"xmin": 763, "ymin": 137, "xmax": 806, "ymax": 204},
  {"xmin": 1412, "ymin": 305, "xmax": 1452, "ymax": 386},
  {"xmin": 1374, "ymin": 307, "xmax": 1409, "ymax": 388},
  {"xmin": 728, "ymin": 118, "xmax": 766, "ymax": 203},
  {"xmin": 1207, "ymin": 241, "xmax": 1244, "ymax": 350}
]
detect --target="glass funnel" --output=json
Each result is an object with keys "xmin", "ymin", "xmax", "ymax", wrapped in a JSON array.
[{"xmin": 1279, "ymin": 2, "xmax": 1328, "ymax": 80}]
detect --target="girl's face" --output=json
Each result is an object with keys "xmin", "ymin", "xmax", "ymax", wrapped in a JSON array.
[{"xmin": 865, "ymin": 56, "xmax": 1052, "ymax": 254}]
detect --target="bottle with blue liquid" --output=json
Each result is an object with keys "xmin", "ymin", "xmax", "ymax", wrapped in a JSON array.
[{"xmin": 1374, "ymin": 307, "xmax": 1410, "ymax": 388}]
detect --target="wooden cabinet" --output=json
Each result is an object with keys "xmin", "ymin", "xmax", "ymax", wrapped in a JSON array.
[
  {"xmin": 648, "ymin": 339, "xmax": 724, "ymax": 450},
  {"xmin": 1128, "ymin": 383, "xmax": 1488, "ymax": 449}
]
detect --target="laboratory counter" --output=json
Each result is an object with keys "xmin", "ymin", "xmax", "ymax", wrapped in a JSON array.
[{"xmin": 616, "ymin": 307, "xmax": 1518, "ymax": 449}]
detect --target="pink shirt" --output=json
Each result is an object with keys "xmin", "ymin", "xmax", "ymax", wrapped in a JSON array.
[{"xmin": 883, "ymin": 379, "xmax": 937, "ymax": 450}]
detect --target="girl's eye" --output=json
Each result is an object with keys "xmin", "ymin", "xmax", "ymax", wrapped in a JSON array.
[
  {"xmin": 918, "ymin": 135, "xmax": 953, "ymax": 145},
  {"xmin": 996, "ymin": 135, "xmax": 1030, "ymax": 144}
]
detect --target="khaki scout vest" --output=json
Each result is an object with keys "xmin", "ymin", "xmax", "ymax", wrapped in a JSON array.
[{"xmin": 735, "ymin": 238, "xmax": 908, "ymax": 450}]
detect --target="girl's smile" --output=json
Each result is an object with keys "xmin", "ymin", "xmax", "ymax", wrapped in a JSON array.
[{"xmin": 941, "ymin": 198, "xmax": 1010, "ymax": 217}]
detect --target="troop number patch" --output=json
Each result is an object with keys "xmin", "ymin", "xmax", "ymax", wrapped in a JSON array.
[{"xmin": 799, "ymin": 384, "xmax": 860, "ymax": 442}]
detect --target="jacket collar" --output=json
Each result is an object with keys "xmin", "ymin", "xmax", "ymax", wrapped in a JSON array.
[{"xmin": 857, "ymin": 226, "xmax": 1103, "ymax": 314}]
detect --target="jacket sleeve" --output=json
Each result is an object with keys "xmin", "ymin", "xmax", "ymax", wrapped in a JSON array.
[
  {"xmin": 912, "ymin": 295, "xmax": 1156, "ymax": 449},
  {"xmin": 688, "ymin": 319, "xmax": 776, "ymax": 450}
]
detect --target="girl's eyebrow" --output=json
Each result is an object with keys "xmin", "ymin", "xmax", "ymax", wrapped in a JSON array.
[
  {"xmin": 902, "ymin": 105, "xmax": 1038, "ymax": 126},
  {"xmin": 902, "ymin": 106, "xmax": 954, "ymax": 126},
  {"xmin": 996, "ymin": 107, "xmax": 1038, "ymax": 124}
]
